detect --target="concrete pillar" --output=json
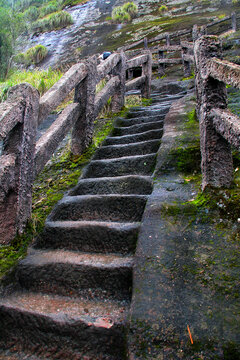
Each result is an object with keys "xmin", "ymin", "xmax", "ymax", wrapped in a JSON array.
[
  {"xmin": 111, "ymin": 51, "xmax": 126, "ymax": 112},
  {"xmin": 0, "ymin": 83, "xmax": 40, "ymax": 244},
  {"xmin": 194, "ymin": 35, "xmax": 233, "ymax": 189},
  {"xmin": 166, "ymin": 33, "xmax": 170, "ymax": 46},
  {"xmin": 71, "ymin": 56, "xmax": 97, "ymax": 155},
  {"xmin": 158, "ymin": 50, "xmax": 165, "ymax": 76},
  {"xmin": 232, "ymin": 12, "xmax": 237, "ymax": 31},
  {"xmin": 181, "ymin": 45, "xmax": 191, "ymax": 78},
  {"xmin": 141, "ymin": 50, "xmax": 152, "ymax": 99},
  {"xmin": 144, "ymin": 37, "xmax": 148, "ymax": 49}
]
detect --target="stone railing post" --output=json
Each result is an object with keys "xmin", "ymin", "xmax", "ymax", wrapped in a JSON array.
[
  {"xmin": 141, "ymin": 50, "xmax": 152, "ymax": 99},
  {"xmin": 111, "ymin": 51, "xmax": 126, "ymax": 112},
  {"xmin": 232, "ymin": 12, "xmax": 237, "ymax": 31},
  {"xmin": 0, "ymin": 83, "xmax": 39, "ymax": 244},
  {"xmin": 194, "ymin": 35, "xmax": 233, "ymax": 189},
  {"xmin": 166, "ymin": 33, "xmax": 170, "ymax": 46},
  {"xmin": 200, "ymin": 25, "xmax": 207, "ymax": 36},
  {"xmin": 71, "ymin": 56, "xmax": 97, "ymax": 155},
  {"xmin": 144, "ymin": 37, "xmax": 148, "ymax": 49},
  {"xmin": 192, "ymin": 25, "xmax": 199, "ymax": 42},
  {"xmin": 158, "ymin": 49, "xmax": 165, "ymax": 76},
  {"xmin": 181, "ymin": 44, "xmax": 191, "ymax": 78}
]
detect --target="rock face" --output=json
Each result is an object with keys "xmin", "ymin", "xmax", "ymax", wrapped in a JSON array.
[
  {"xmin": 14, "ymin": 0, "xmax": 229, "ymax": 70},
  {"xmin": 0, "ymin": 87, "xmax": 183, "ymax": 359}
]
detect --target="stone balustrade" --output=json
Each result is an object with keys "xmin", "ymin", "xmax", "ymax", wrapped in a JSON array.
[
  {"xmin": 0, "ymin": 51, "xmax": 152, "ymax": 244},
  {"xmin": 194, "ymin": 35, "xmax": 240, "ymax": 190}
]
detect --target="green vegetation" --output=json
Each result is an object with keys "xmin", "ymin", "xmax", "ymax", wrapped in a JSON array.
[
  {"xmin": 15, "ymin": 44, "xmax": 48, "ymax": 66},
  {"xmin": 32, "ymin": 10, "xmax": 73, "ymax": 33},
  {"xmin": 111, "ymin": 2, "xmax": 138, "ymax": 23},
  {"xmin": 0, "ymin": 116, "xmax": 114, "ymax": 280},
  {"xmin": 0, "ymin": 89, "xmax": 151, "ymax": 279},
  {"xmin": 0, "ymin": 67, "xmax": 62, "ymax": 101},
  {"xmin": 158, "ymin": 4, "xmax": 168, "ymax": 14}
]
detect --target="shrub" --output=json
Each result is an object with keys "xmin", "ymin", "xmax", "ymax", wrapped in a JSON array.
[
  {"xmin": 122, "ymin": 2, "xmax": 138, "ymax": 17},
  {"xmin": 15, "ymin": 44, "xmax": 48, "ymax": 66},
  {"xmin": 32, "ymin": 10, "xmax": 73, "ymax": 33},
  {"xmin": 23, "ymin": 6, "xmax": 40, "ymax": 21},
  {"xmin": 111, "ymin": 2, "xmax": 138, "ymax": 23},
  {"xmin": 159, "ymin": 5, "xmax": 168, "ymax": 14},
  {"xmin": 39, "ymin": 2, "xmax": 59, "ymax": 18}
]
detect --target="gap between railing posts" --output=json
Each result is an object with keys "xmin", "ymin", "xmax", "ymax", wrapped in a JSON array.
[{"xmin": 194, "ymin": 35, "xmax": 233, "ymax": 190}]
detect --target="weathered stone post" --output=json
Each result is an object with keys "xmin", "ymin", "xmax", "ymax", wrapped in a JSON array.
[
  {"xmin": 192, "ymin": 25, "xmax": 199, "ymax": 42},
  {"xmin": 200, "ymin": 25, "xmax": 207, "ymax": 36},
  {"xmin": 232, "ymin": 12, "xmax": 237, "ymax": 32},
  {"xmin": 194, "ymin": 36, "xmax": 233, "ymax": 189},
  {"xmin": 144, "ymin": 37, "xmax": 148, "ymax": 49},
  {"xmin": 181, "ymin": 43, "xmax": 191, "ymax": 78},
  {"xmin": 71, "ymin": 56, "xmax": 97, "ymax": 155},
  {"xmin": 141, "ymin": 50, "xmax": 152, "ymax": 99},
  {"xmin": 0, "ymin": 83, "xmax": 39, "ymax": 244},
  {"xmin": 158, "ymin": 49, "xmax": 165, "ymax": 76},
  {"xmin": 111, "ymin": 51, "xmax": 126, "ymax": 112},
  {"xmin": 166, "ymin": 33, "xmax": 170, "ymax": 46}
]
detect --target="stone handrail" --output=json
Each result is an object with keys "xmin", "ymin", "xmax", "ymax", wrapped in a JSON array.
[
  {"xmin": 194, "ymin": 35, "xmax": 240, "ymax": 190},
  {"xmin": 208, "ymin": 58, "xmax": 240, "ymax": 89},
  {"xmin": 0, "ymin": 50, "xmax": 152, "ymax": 244},
  {"xmin": 121, "ymin": 13, "xmax": 237, "ymax": 52}
]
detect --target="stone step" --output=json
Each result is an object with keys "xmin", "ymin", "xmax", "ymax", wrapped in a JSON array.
[
  {"xmin": 48, "ymin": 194, "xmax": 147, "ymax": 223},
  {"xmin": 16, "ymin": 249, "xmax": 133, "ymax": 301},
  {"xmin": 0, "ymin": 293, "xmax": 128, "ymax": 359},
  {"xmin": 69, "ymin": 175, "xmax": 153, "ymax": 195},
  {"xmin": 151, "ymin": 94, "xmax": 184, "ymax": 103},
  {"xmin": 93, "ymin": 140, "xmax": 160, "ymax": 160},
  {"xmin": 115, "ymin": 114, "xmax": 165, "ymax": 127},
  {"xmin": 82, "ymin": 153, "xmax": 157, "ymax": 178},
  {"xmin": 112, "ymin": 120, "xmax": 163, "ymax": 136},
  {"xmin": 104, "ymin": 129, "xmax": 163, "ymax": 145},
  {"xmin": 0, "ymin": 350, "xmax": 41, "ymax": 359},
  {"xmin": 126, "ymin": 108, "xmax": 168, "ymax": 118},
  {"xmin": 35, "ymin": 220, "xmax": 139, "ymax": 254}
]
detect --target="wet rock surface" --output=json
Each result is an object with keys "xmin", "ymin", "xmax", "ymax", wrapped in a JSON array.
[
  {"xmin": 0, "ymin": 84, "xmax": 183, "ymax": 359},
  {"xmin": 128, "ymin": 90, "xmax": 240, "ymax": 359}
]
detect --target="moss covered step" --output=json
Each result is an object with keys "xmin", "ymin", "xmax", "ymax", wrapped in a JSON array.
[
  {"xmin": 69, "ymin": 175, "xmax": 153, "ymax": 196},
  {"xmin": 104, "ymin": 129, "xmax": 163, "ymax": 145},
  {"xmin": 48, "ymin": 194, "xmax": 147, "ymax": 222},
  {"xmin": 112, "ymin": 121, "xmax": 163, "ymax": 136},
  {"xmin": 16, "ymin": 249, "xmax": 133, "ymax": 301},
  {"xmin": 82, "ymin": 154, "xmax": 157, "ymax": 177},
  {"xmin": 0, "ymin": 293, "xmax": 128, "ymax": 359},
  {"xmin": 93, "ymin": 140, "xmax": 161, "ymax": 160},
  {"xmin": 35, "ymin": 220, "xmax": 139, "ymax": 254},
  {"xmin": 115, "ymin": 114, "xmax": 165, "ymax": 127}
]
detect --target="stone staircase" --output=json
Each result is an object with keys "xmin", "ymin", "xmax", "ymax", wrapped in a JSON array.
[{"xmin": 0, "ymin": 90, "xmax": 184, "ymax": 359}]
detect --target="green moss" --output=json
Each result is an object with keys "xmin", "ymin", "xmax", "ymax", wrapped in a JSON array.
[{"xmin": 0, "ymin": 117, "xmax": 115, "ymax": 280}]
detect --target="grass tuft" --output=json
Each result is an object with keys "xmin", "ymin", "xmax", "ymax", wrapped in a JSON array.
[
  {"xmin": 0, "ymin": 67, "xmax": 62, "ymax": 101},
  {"xmin": 111, "ymin": 2, "xmax": 138, "ymax": 24},
  {"xmin": 15, "ymin": 45, "xmax": 48, "ymax": 66},
  {"xmin": 32, "ymin": 10, "xmax": 73, "ymax": 33}
]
